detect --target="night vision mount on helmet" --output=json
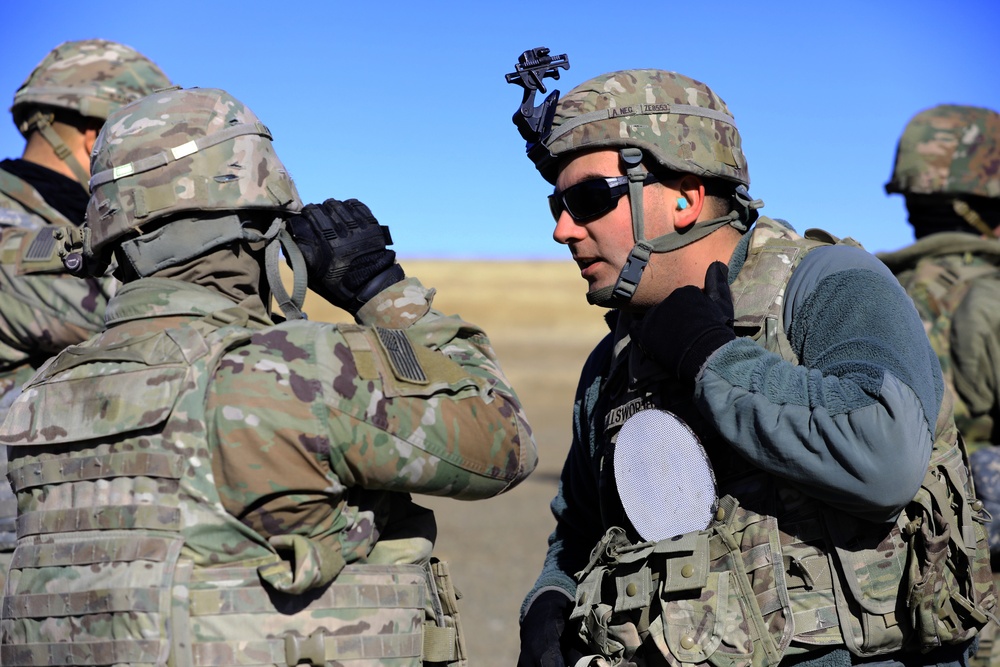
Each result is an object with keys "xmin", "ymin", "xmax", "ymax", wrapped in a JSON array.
[{"xmin": 505, "ymin": 47, "xmax": 570, "ymax": 164}]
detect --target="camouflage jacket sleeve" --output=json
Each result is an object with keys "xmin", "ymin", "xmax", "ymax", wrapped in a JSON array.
[
  {"xmin": 520, "ymin": 333, "xmax": 615, "ymax": 620},
  {"xmin": 950, "ymin": 276, "xmax": 1000, "ymax": 431},
  {"xmin": 331, "ymin": 277, "xmax": 538, "ymax": 496},
  {"xmin": 210, "ymin": 276, "xmax": 536, "ymax": 506},
  {"xmin": 695, "ymin": 245, "xmax": 941, "ymax": 523},
  {"xmin": 0, "ymin": 227, "xmax": 112, "ymax": 370}
]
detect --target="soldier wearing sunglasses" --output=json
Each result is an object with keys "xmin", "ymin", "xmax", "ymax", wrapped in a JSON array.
[{"xmin": 510, "ymin": 63, "xmax": 995, "ymax": 667}]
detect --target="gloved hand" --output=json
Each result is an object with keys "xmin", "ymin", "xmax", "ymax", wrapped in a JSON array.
[
  {"xmin": 635, "ymin": 261, "xmax": 736, "ymax": 382},
  {"xmin": 517, "ymin": 590, "xmax": 582, "ymax": 667},
  {"xmin": 287, "ymin": 198, "xmax": 405, "ymax": 314}
]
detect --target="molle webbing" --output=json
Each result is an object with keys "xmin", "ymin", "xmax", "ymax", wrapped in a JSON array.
[
  {"xmin": 0, "ymin": 311, "xmax": 457, "ymax": 667},
  {"xmin": 175, "ymin": 563, "xmax": 428, "ymax": 667}
]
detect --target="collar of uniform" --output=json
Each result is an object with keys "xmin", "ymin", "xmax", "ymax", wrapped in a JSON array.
[
  {"xmin": 105, "ymin": 277, "xmax": 273, "ymax": 328},
  {"xmin": 726, "ymin": 224, "xmax": 754, "ymax": 282}
]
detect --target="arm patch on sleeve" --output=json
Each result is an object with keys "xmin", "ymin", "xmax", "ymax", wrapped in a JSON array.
[
  {"xmin": 375, "ymin": 326, "xmax": 429, "ymax": 384},
  {"xmin": 17, "ymin": 228, "xmax": 67, "ymax": 274}
]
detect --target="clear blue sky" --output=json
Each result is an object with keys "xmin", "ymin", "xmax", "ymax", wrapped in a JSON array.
[{"xmin": 2, "ymin": 1, "xmax": 997, "ymax": 259}]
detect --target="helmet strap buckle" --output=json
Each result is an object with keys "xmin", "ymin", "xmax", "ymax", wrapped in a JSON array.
[
  {"xmin": 607, "ymin": 148, "xmax": 654, "ymax": 304},
  {"xmin": 613, "ymin": 242, "xmax": 653, "ymax": 300}
]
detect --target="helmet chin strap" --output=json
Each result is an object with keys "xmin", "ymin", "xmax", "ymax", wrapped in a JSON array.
[
  {"xmin": 586, "ymin": 148, "xmax": 762, "ymax": 308},
  {"xmin": 264, "ymin": 223, "xmax": 308, "ymax": 321},
  {"xmin": 23, "ymin": 111, "xmax": 91, "ymax": 193}
]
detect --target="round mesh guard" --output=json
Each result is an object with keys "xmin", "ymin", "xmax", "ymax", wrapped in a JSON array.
[{"xmin": 614, "ymin": 409, "xmax": 717, "ymax": 542}]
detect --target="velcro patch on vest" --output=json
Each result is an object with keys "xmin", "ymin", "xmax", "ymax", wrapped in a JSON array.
[{"xmin": 375, "ymin": 327, "xmax": 428, "ymax": 384}]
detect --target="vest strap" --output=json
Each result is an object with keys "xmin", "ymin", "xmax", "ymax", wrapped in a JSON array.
[
  {"xmin": 188, "ymin": 632, "xmax": 424, "ymax": 666},
  {"xmin": 16, "ymin": 504, "xmax": 181, "ymax": 537},
  {"xmin": 0, "ymin": 638, "xmax": 162, "ymax": 667},
  {"xmin": 423, "ymin": 623, "xmax": 458, "ymax": 662}
]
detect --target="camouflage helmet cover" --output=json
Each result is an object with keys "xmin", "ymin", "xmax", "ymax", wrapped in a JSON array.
[
  {"xmin": 886, "ymin": 104, "xmax": 1000, "ymax": 199},
  {"xmin": 534, "ymin": 69, "xmax": 749, "ymax": 187},
  {"xmin": 11, "ymin": 39, "xmax": 172, "ymax": 133},
  {"xmin": 86, "ymin": 86, "xmax": 302, "ymax": 258}
]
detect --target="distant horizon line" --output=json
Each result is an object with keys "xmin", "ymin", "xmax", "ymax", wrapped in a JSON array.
[{"xmin": 397, "ymin": 254, "xmax": 570, "ymax": 262}]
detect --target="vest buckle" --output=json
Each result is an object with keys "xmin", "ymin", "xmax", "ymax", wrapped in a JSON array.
[{"xmin": 284, "ymin": 630, "xmax": 327, "ymax": 666}]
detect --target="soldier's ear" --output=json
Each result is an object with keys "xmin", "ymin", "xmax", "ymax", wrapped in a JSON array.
[
  {"xmin": 83, "ymin": 127, "xmax": 99, "ymax": 157},
  {"xmin": 673, "ymin": 175, "xmax": 705, "ymax": 232}
]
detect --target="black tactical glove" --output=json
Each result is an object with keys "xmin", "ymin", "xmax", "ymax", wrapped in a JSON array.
[
  {"xmin": 635, "ymin": 261, "xmax": 737, "ymax": 382},
  {"xmin": 517, "ymin": 590, "xmax": 583, "ymax": 667},
  {"xmin": 287, "ymin": 198, "xmax": 405, "ymax": 314}
]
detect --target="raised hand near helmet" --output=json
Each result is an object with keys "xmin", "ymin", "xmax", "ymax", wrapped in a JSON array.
[
  {"xmin": 634, "ymin": 261, "xmax": 737, "ymax": 382},
  {"xmin": 287, "ymin": 198, "xmax": 405, "ymax": 315}
]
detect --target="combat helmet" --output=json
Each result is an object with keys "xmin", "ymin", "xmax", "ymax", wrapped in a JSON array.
[
  {"xmin": 509, "ymin": 56, "xmax": 762, "ymax": 306},
  {"xmin": 886, "ymin": 105, "xmax": 1000, "ymax": 235},
  {"xmin": 76, "ymin": 86, "xmax": 307, "ymax": 317},
  {"xmin": 11, "ymin": 39, "xmax": 173, "ymax": 190}
]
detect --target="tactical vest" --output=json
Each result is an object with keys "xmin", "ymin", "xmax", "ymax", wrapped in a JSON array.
[
  {"xmin": 891, "ymin": 249, "xmax": 1000, "ymax": 452},
  {"xmin": 0, "ymin": 168, "xmax": 74, "ymax": 587},
  {"xmin": 0, "ymin": 309, "xmax": 465, "ymax": 667},
  {"xmin": 570, "ymin": 219, "xmax": 996, "ymax": 667},
  {"xmin": 0, "ymin": 168, "xmax": 73, "ymax": 228}
]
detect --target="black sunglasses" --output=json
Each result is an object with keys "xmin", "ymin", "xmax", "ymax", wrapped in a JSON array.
[{"xmin": 549, "ymin": 173, "xmax": 660, "ymax": 222}]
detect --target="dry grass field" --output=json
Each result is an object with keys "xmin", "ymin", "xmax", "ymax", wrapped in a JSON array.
[{"xmin": 288, "ymin": 260, "xmax": 608, "ymax": 666}]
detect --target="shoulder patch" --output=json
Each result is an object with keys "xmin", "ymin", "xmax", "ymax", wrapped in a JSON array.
[
  {"xmin": 375, "ymin": 327, "xmax": 428, "ymax": 384},
  {"xmin": 15, "ymin": 227, "xmax": 69, "ymax": 274},
  {"xmin": 23, "ymin": 227, "xmax": 57, "ymax": 262}
]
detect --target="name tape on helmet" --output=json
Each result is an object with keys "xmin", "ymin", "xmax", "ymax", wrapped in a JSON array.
[{"xmin": 547, "ymin": 104, "xmax": 738, "ymax": 147}]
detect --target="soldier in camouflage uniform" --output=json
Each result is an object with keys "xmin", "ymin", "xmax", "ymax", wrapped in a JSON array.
[
  {"xmin": 877, "ymin": 105, "xmax": 1000, "ymax": 666},
  {"xmin": 0, "ymin": 39, "xmax": 171, "ymax": 593},
  {"xmin": 0, "ymin": 86, "xmax": 537, "ymax": 666},
  {"xmin": 510, "ymin": 67, "xmax": 995, "ymax": 667}
]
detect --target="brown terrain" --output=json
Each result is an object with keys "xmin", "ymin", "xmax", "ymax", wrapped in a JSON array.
[{"xmin": 293, "ymin": 260, "xmax": 608, "ymax": 667}]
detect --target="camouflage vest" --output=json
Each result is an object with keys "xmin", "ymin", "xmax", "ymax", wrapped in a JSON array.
[
  {"xmin": 0, "ymin": 167, "xmax": 75, "ymax": 585},
  {"xmin": 570, "ymin": 218, "xmax": 996, "ymax": 667},
  {"xmin": 881, "ymin": 237, "xmax": 1000, "ymax": 453},
  {"xmin": 0, "ymin": 167, "xmax": 72, "ymax": 228},
  {"xmin": 0, "ymin": 308, "xmax": 464, "ymax": 667}
]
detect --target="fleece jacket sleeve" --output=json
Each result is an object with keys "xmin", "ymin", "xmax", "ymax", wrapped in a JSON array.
[{"xmin": 695, "ymin": 245, "xmax": 942, "ymax": 523}]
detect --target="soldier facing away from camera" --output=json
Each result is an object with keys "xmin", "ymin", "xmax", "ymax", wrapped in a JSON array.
[
  {"xmin": 506, "ymin": 58, "xmax": 995, "ymax": 667},
  {"xmin": 878, "ymin": 104, "xmax": 1000, "ymax": 667},
  {"xmin": 0, "ymin": 38, "xmax": 172, "ymax": 592},
  {"xmin": 0, "ymin": 85, "xmax": 537, "ymax": 667}
]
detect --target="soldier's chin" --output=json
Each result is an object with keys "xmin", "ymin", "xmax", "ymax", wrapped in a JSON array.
[{"xmin": 586, "ymin": 284, "xmax": 621, "ymax": 308}]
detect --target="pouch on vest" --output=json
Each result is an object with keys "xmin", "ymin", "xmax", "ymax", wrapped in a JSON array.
[
  {"xmin": 902, "ymin": 436, "xmax": 996, "ymax": 649},
  {"xmin": 570, "ymin": 497, "xmax": 793, "ymax": 667}
]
